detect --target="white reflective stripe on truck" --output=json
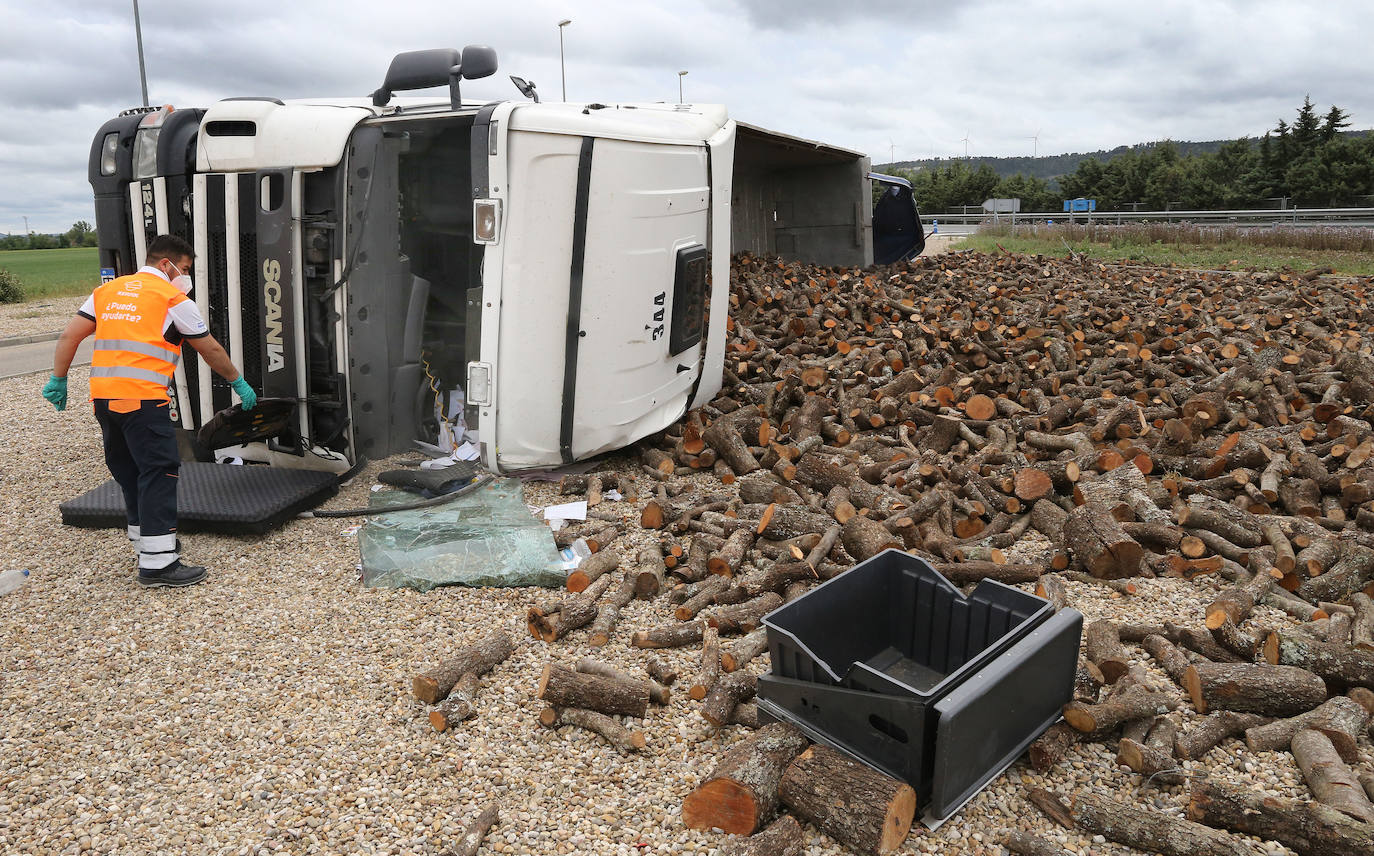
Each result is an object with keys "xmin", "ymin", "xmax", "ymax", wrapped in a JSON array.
[
  {"xmin": 192, "ymin": 173, "xmax": 214, "ymax": 424},
  {"xmin": 224, "ymin": 174, "xmax": 245, "ymax": 398},
  {"xmin": 152, "ymin": 177, "xmax": 169, "ymax": 234},
  {"xmin": 290, "ymin": 170, "xmax": 308, "ymax": 439},
  {"xmin": 128, "ymin": 183, "xmax": 148, "ymax": 261}
]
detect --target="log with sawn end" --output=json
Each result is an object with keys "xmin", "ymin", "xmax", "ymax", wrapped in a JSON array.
[
  {"xmin": 682, "ymin": 722, "xmax": 810, "ymax": 834},
  {"xmin": 537, "ymin": 663, "xmax": 650, "ymax": 717},
  {"xmin": 539, "ymin": 706, "xmax": 646, "ymax": 753},
  {"xmin": 413, "ymin": 630, "xmax": 516, "ymax": 705}
]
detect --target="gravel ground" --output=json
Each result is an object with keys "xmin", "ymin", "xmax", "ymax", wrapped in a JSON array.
[
  {"xmin": 2, "ymin": 366, "xmax": 1369, "ymax": 856},
  {"xmin": 0, "ymin": 296, "xmax": 83, "ymax": 341}
]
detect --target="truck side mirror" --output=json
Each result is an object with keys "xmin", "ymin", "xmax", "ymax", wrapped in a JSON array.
[{"xmin": 460, "ymin": 45, "xmax": 498, "ymax": 80}]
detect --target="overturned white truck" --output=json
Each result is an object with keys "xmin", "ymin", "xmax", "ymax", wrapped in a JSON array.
[{"xmin": 88, "ymin": 47, "xmax": 924, "ymax": 476}]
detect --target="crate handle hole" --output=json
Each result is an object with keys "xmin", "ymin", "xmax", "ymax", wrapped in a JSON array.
[{"xmin": 869, "ymin": 714, "xmax": 909, "ymax": 744}]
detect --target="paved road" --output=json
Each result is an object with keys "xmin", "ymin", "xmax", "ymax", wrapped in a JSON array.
[{"xmin": 0, "ymin": 337, "xmax": 90, "ymax": 381}]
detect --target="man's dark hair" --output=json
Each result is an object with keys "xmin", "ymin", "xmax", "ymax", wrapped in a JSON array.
[{"xmin": 145, "ymin": 234, "xmax": 195, "ymax": 265}]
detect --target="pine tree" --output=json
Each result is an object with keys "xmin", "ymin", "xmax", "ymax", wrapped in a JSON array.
[{"xmin": 1320, "ymin": 105, "xmax": 1351, "ymax": 143}]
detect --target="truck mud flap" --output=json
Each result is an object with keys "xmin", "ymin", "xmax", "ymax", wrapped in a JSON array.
[{"xmin": 59, "ymin": 463, "xmax": 340, "ymax": 535}]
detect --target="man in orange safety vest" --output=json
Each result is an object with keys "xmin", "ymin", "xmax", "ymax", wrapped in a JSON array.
[{"xmin": 43, "ymin": 234, "xmax": 257, "ymax": 588}]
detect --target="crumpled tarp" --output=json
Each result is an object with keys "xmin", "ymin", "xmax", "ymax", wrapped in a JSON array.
[{"xmin": 359, "ymin": 477, "xmax": 563, "ymax": 590}]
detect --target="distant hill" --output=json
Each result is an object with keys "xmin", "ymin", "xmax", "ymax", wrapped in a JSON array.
[{"xmin": 878, "ymin": 130, "xmax": 1373, "ymax": 183}]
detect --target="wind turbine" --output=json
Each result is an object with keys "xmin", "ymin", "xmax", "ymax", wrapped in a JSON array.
[
  {"xmin": 961, "ymin": 131, "xmax": 971, "ymax": 160},
  {"xmin": 887, "ymin": 139, "xmax": 896, "ymax": 166},
  {"xmin": 1028, "ymin": 128, "xmax": 1042, "ymax": 158}
]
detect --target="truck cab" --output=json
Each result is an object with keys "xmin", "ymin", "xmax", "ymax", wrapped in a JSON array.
[{"xmin": 88, "ymin": 47, "xmax": 900, "ymax": 474}]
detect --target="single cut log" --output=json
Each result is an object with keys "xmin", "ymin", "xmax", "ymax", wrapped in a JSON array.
[
  {"xmin": 1264, "ymin": 629, "xmax": 1374, "ymax": 690},
  {"xmin": 1063, "ymin": 504, "xmax": 1143, "ymax": 579},
  {"xmin": 1244, "ymin": 695, "xmax": 1369, "ymax": 759},
  {"xmin": 841, "ymin": 514, "xmax": 902, "ymax": 562},
  {"xmin": 702, "ymin": 672, "xmax": 759, "ymax": 726},
  {"xmin": 1027, "ymin": 786, "xmax": 1076, "ymax": 829},
  {"xmin": 1290, "ymin": 728, "xmax": 1374, "ymax": 823},
  {"xmin": 429, "ymin": 672, "xmax": 482, "ymax": 732},
  {"xmin": 710, "ymin": 529, "xmax": 756, "ymax": 577},
  {"xmin": 691, "ymin": 625, "xmax": 721, "ymax": 701},
  {"xmin": 575, "ymin": 657, "xmax": 670, "ymax": 705},
  {"xmin": 1209, "ymin": 617, "xmax": 1262, "ymax": 661},
  {"xmin": 1085, "ymin": 620, "xmax": 1131, "ymax": 683},
  {"xmin": 928, "ymin": 561, "xmax": 1045, "ymax": 585},
  {"xmin": 723, "ymin": 628, "xmax": 770, "ymax": 672},
  {"xmin": 682, "ymin": 722, "xmax": 810, "ymax": 834},
  {"xmin": 1175, "ymin": 711, "xmax": 1270, "ymax": 760},
  {"xmin": 441, "ymin": 804, "xmax": 499, "ymax": 856},
  {"xmin": 706, "ymin": 593, "xmax": 784, "ymax": 635},
  {"xmin": 1117, "ymin": 737, "xmax": 1185, "ymax": 787},
  {"xmin": 413, "ymin": 630, "xmax": 515, "ymax": 704},
  {"xmin": 566, "ymin": 549, "xmax": 621, "ymax": 593},
  {"xmin": 1188, "ymin": 776, "xmax": 1374, "ymax": 856},
  {"xmin": 778, "ymin": 744, "xmax": 917, "ymax": 855},
  {"xmin": 645, "ymin": 656, "xmax": 677, "ymax": 686},
  {"xmin": 539, "ymin": 706, "xmax": 646, "ymax": 753},
  {"xmin": 1036, "ymin": 574, "xmax": 1069, "ymax": 611},
  {"xmin": 1000, "ymin": 831, "xmax": 1067, "ymax": 856},
  {"xmin": 1142, "ymin": 634, "xmax": 1193, "ymax": 685},
  {"xmin": 634, "ymin": 545, "xmax": 667, "ymax": 599},
  {"xmin": 1351, "ymin": 591, "xmax": 1374, "ymax": 650},
  {"xmin": 588, "ymin": 573, "xmax": 636, "ymax": 647},
  {"xmin": 1070, "ymin": 791, "xmax": 1258, "ymax": 856},
  {"xmin": 1062, "ymin": 686, "xmax": 1177, "ymax": 732},
  {"xmin": 1184, "ymin": 662, "xmax": 1327, "ymax": 716},
  {"xmin": 537, "ymin": 663, "xmax": 650, "ymax": 718},
  {"xmin": 632, "ymin": 621, "xmax": 705, "ymax": 649},
  {"xmin": 1205, "ymin": 570, "xmax": 1273, "ymax": 630},
  {"xmin": 718, "ymin": 814, "xmax": 804, "ymax": 856},
  {"xmin": 676, "ymin": 575, "xmax": 732, "ymax": 620}
]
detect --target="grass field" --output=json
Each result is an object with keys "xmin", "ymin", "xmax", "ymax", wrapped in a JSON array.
[
  {"xmin": 957, "ymin": 224, "xmax": 1374, "ymax": 275},
  {"xmin": 0, "ymin": 247, "xmax": 101, "ymax": 300}
]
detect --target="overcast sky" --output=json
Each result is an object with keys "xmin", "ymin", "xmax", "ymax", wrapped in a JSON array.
[{"xmin": 2, "ymin": 0, "xmax": 1370, "ymax": 234}]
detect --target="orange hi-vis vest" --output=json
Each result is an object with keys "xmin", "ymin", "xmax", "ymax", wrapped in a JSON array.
[{"xmin": 88, "ymin": 272, "xmax": 185, "ymax": 401}]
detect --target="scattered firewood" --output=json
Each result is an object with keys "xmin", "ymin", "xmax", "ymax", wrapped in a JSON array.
[
  {"xmin": 1085, "ymin": 620, "xmax": 1131, "ymax": 683},
  {"xmin": 1070, "ymin": 791, "xmax": 1257, "ymax": 856},
  {"xmin": 1063, "ymin": 685, "xmax": 1177, "ymax": 732},
  {"xmin": 1290, "ymin": 728, "xmax": 1374, "ymax": 823},
  {"xmin": 537, "ymin": 663, "xmax": 650, "ymax": 718},
  {"xmin": 633, "ymin": 545, "xmax": 666, "ymax": 599},
  {"xmin": 645, "ymin": 655, "xmax": 677, "ymax": 686},
  {"xmin": 1117, "ymin": 736, "xmax": 1184, "ymax": 787},
  {"xmin": 1244, "ymin": 695, "xmax": 1369, "ymax": 759},
  {"xmin": 528, "ymin": 570, "xmax": 617, "ymax": 642},
  {"xmin": 539, "ymin": 706, "xmax": 646, "ymax": 753},
  {"xmin": 682, "ymin": 722, "xmax": 810, "ymax": 834},
  {"xmin": 1188, "ymin": 776, "xmax": 1374, "ymax": 856},
  {"xmin": 778, "ymin": 744, "xmax": 917, "ymax": 855},
  {"xmin": 728, "ymin": 702, "xmax": 759, "ymax": 729},
  {"xmin": 439, "ymin": 804, "xmax": 499, "ymax": 856},
  {"xmin": 413, "ymin": 630, "xmax": 515, "ymax": 705}
]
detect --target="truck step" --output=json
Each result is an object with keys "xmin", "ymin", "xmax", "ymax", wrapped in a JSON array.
[{"xmin": 60, "ymin": 462, "xmax": 340, "ymax": 535}]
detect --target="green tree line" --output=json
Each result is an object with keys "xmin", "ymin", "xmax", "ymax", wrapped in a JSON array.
[
  {"xmin": 1, "ymin": 221, "xmax": 98, "ymax": 250},
  {"xmin": 900, "ymin": 98, "xmax": 1374, "ymax": 213}
]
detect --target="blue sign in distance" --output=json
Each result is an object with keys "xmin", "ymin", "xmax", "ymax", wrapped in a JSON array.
[{"xmin": 99, "ymin": 267, "xmax": 116, "ymax": 284}]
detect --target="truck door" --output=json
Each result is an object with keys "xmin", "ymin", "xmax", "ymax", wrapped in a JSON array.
[{"xmin": 485, "ymin": 131, "xmax": 712, "ymax": 470}]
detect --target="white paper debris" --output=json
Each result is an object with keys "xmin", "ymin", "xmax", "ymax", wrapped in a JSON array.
[
  {"xmin": 542, "ymin": 500, "xmax": 588, "ymax": 522},
  {"xmin": 604, "ymin": 489, "xmax": 623, "ymax": 502}
]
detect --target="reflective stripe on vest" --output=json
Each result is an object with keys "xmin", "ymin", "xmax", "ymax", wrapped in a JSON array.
[{"xmin": 88, "ymin": 272, "xmax": 185, "ymax": 401}]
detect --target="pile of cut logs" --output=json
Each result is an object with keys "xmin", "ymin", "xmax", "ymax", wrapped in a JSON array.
[{"xmin": 413, "ymin": 251, "xmax": 1374, "ymax": 855}]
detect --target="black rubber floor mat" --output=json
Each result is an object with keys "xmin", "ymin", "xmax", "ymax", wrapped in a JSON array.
[
  {"xmin": 377, "ymin": 461, "xmax": 480, "ymax": 495},
  {"xmin": 60, "ymin": 462, "xmax": 340, "ymax": 535}
]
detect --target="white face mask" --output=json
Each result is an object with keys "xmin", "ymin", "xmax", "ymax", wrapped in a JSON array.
[{"xmin": 167, "ymin": 260, "xmax": 194, "ymax": 294}]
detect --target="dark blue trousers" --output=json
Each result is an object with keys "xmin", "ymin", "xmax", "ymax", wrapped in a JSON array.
[{"xmin": 93, "ymin": 399, "xmax": 180, "ymax": 570}]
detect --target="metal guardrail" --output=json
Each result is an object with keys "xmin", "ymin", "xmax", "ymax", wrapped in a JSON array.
[{"xmin": 926, "ymin": 207, "xmax": 1374, "ymax": 227}]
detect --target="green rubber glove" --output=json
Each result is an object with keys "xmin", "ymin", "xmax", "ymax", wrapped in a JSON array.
[
  {"xmin": 42, "ymin": 375, "xmax": 68, "ymax": 411},
  {"xmin": 230, "ymin": 376, "xmax": 258, "ymax": 410}
]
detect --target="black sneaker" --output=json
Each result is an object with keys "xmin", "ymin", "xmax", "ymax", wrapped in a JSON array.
[{"xmin": 137, "ymin": 561, "xmax": 208, "ymax": 588}]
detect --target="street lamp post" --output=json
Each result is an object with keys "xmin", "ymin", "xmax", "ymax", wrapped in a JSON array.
[
  {"xmin": 558, "ymin": 19, "xmax": 571, "ymax": 102},
  {"xmin": 132, "ymin": 0, "xmax": 149, "ymax": 107},
  {"xmin": 678, "ymin": 70, "xmax": 687, "ymax": 104}
]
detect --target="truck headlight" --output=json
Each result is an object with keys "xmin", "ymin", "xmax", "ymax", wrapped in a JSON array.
[
  {"xmin": 100, "ymin": 132, "xmax": 119, "ymax": 176},
  {"xmin": 473, "ymin": 199, "xmax": 501, "ymax": 244}
]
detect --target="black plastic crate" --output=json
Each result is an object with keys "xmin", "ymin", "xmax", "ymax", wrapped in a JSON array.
[{"xmin": 757, "ymin": 549, "xmax": 1082, "ymax": 824}]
